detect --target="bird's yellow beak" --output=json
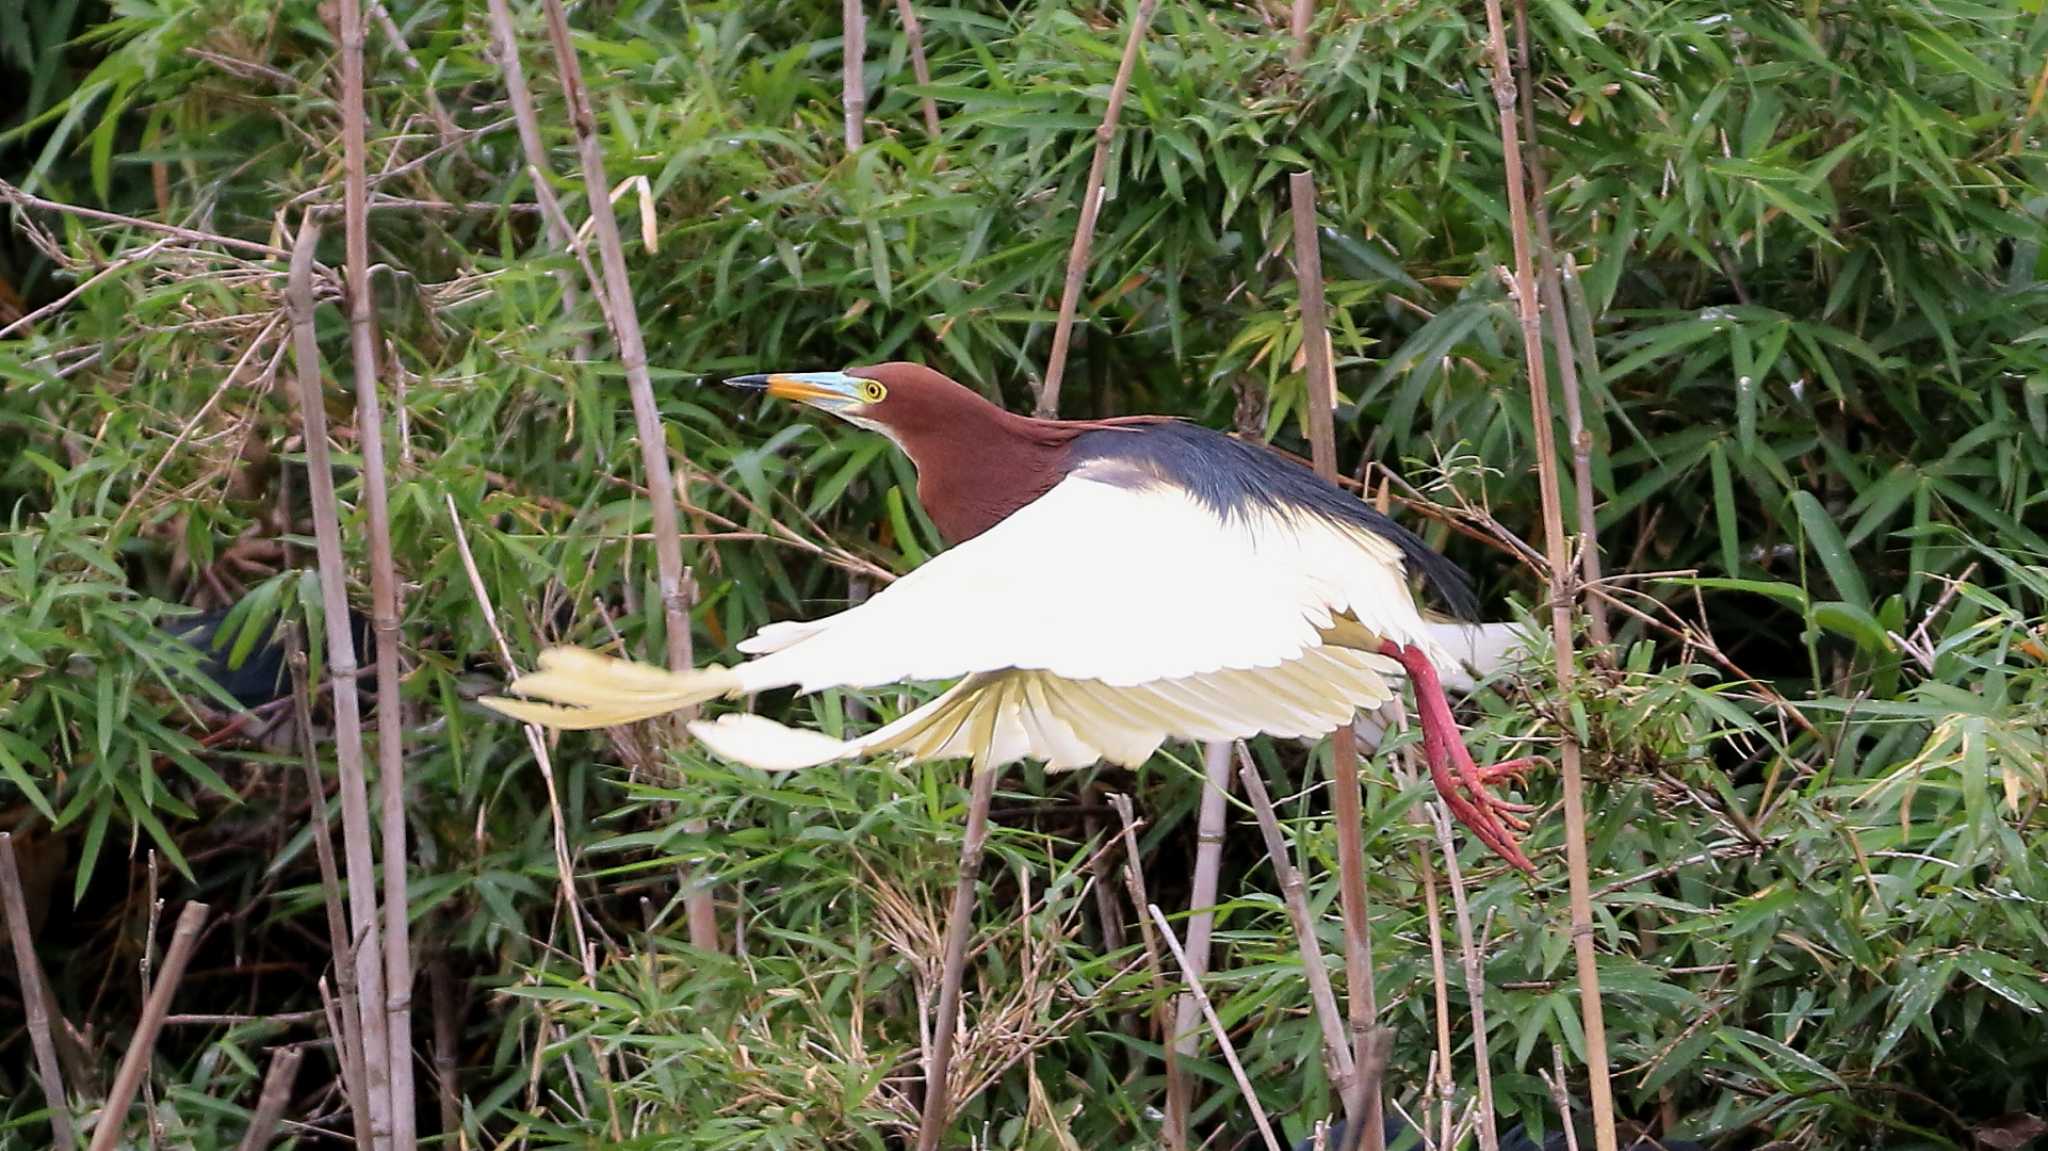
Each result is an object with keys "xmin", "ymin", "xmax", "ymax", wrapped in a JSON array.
[{"xmin": 724, "ymin": 370, "xmax": 868, "ymax": 409}]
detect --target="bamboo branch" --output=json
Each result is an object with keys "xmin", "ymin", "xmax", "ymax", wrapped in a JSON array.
[
  {"xmin": 1290, "ymin": 165, "xmax": 1386, "ymax": 1151},
  {"xmin": 0, "ymin": 833, "xmax": 74, "ymax": 1150},
  {"xmin": 1511, "ymin": 0, "xmax": 1607, "ymax": 648},
  {"xmin": 337, "ymin": 1, "xmax": 417, "ymax": 1138},
  {"xmin": 1394, "ymin": 751, "xmax": 1456, "ymax": 1151},
  {"xmin": 1478, "ymin": 0, "xmax": 1618, "ymax": 1145},
  {"xmin": 1425, "ymin": 800, "xmax": 1497, "ymax": 1151},
  {"xmin": 287, "ymin": 638, "xmax": 375, "ymax": 1144},
  {"xmin": 890, "ymin": 0, "xmax": 943, "ymax": 139},
  {"xmin": 1234, "ymin": 744, "xmax": 1355, "ymax": 1093},
  {"xmin": 915, "ymin": 764, "xmax": 1002, "ymax": 1151},
  {"xmin": 843, "ymin": 0, "xmax": 867, "ymax": 149},
  {"xmin": 481, "ymin": 0, "xmax": 597, "ymax": 355},
  {"xmin": 1149, "ymin": 904, "xmax": 1285, "ymax": 1151},
  {"xmin": 1036, "ymin": 0, "xmax": 1160, "ymax": 417},
  {"xmin": 88, "ymin": 901, "xmax": 209, "ymax": 1151},
  {"xmin": 369, "ymin": 2, "xmax": 463, "ymax": 158},
  {"xmin": 1108, "ymin": 794, "xmax": 1183, "ymax": 1151},
  {"xmin": 235, "ymin": 1046, "xmax": 305, "ymax": 1151},
  {"xmin": 1166, "ymin": 740, "xmax": 1235, "ymax": 1148},
  {"xmin": 538, "ymin": 0, "xmax": 717, "ymax": 953},
  {"xmin": 284, "ymin": 213, "xmax": 395, "ymax": 1151}
]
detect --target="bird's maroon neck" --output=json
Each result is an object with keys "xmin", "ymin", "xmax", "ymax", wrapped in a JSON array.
[{"xmin": 889, "ymin": 392, "xmax": 1084, "ymax": 544}]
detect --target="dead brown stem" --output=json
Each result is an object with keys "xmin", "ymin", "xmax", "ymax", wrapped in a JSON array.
[
  {"xmin": 915, "ymin": 765, "xmax": 1002, "ymax": 1151},
  {"xmin": 337, "ymin": 1, "xmax": 417, "ymax": 1137},
  {"xmin": 1426, "ymin": 800, "xmax": 1497, "ymax": 1151},
  {"xmin": 1149, "ymin": 904, "xmax": 1285, "ymax": 1151},
  {"xmin": 1543, "ymin": 1046, "xmax": 1583, "ymax": 1151},
  {"xmin": 1511, "ymin": 0, "xmax": 1608, "ymax": 648},
  {"xmin": 1036, "ymin": 0, "xmax": 1160, "ymax": 417},
  {"xmin": 235, "ymin": 1045, "xmax": 306, "ymax": 1151},
  {"xmin": 1290, "ymin": 165, "xmax": 1385, "ymax": 1151},
  {"xmin": 1166, "ymin": 740, "xmax": 1235, "ymax": 1148},
  {"xmin": 539, "ymin": 0, "xmax": 717, "ymax": 953},
  {"xmin": 1234, "ymin": 743, "xmax": 1356, "ymax": 1093},
  {"xmin": 287, "ymin": 639, "xmax": 375, "ymax": 1144},
  {"xmin": 369, "ymin": 2, "xmax": 464, "ymax": 158},
  {"xmin": 429, "ymin": 948, "xmax": 461, "ymax": 1138},
  {"xmin": 1478, "ymin": 0, "xmax": 1618, "ymax": 1143},
  {"xmin": 843, "ymin": 0, "xmax": 867, "ymax": 148},
  {"xmin": 0, "ymin": 179, "xmax": 293, "ymax": 260},
  {"xmin": 285, "ymin": 213, "xmax": 395, "ymax": 1151},
  {"xmin": 481, "ymin": 0, "xmax": 598, "ymax": 350},
  {"xmin": 1394, "ymin": 749, "xmax": 1457, "ymax": 1151},
  {"xmin": 890, "ymin": 0, "xmax": 944, "ymax": 138},
  {"xmin": 89, "ymin": 901, "xmax": 209, "ymax": 1151},
  {"xmin": 1108, "ymin": 794, "xmax": 1184, "ymax": 1151},
  {"xmin": 0, "ymin": 832, "xmax": 75, "ymax": 1150}
]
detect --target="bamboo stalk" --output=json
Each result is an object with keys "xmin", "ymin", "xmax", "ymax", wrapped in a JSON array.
[
  {"xmin": 1107, "ymin": 794, "xmax": 1183, "ymax": 1151},
  {"xmin": 914, "ymin": 764, "xmax": 1001, "ymax": 1151},
  {"xmin": 538, "ymin": 0, "xmax": 717, "ymax": 953},
  {"xmin": 1234, "ymin": 744, "xmax": 1354, "ymax": 1093},
  {"xmin": 481, "ymin": 0, "xmax": 597, "ymax": 353},
  {"xmin": 235, "ymin": 1046, "xmax": 305, "ymax": 1151},
  {"xmin": 1035, "ymin": 0, "xmax": 1160, "ymax": 417},
  {"xmin": 1165, "ymin": 740, "xmax": 1235, "ymax": 1148},
  {"xmin": 336, "ymin": 1, "xmax": 417, "ymax": 1139},
  {"xmin": 287, "ymin": 639, "xmax": 375, "ymax": 1144},
  {"xmin": 285, "ymin": 214, "xmax": 395, "ymax": 1151},
  {"xmin": 1477, "ymin": 0, "xmax": 1618, "ymax": 1146},
  {"xmin": 1425, "ymin": 800, "xmax": 1497, "ymax": 1151},
  {"xmin": 1290, "ymin": 166, "xmax": 1386, "ymax": 1151},
  {"xmin": 1394, "ymin": 752, "xmax": 1457, "ymax": 1151},
  {"xmin": 1149, "ymin": 904, "xmax": 1284, "ymax": 1151},
  {"xmin": 843, "ymin": 0, "xmax": 867, "ymax": 149},
  {"xmin": 1511, "ymin": 0, "xmax": 1607, "ymax": 648},
  {"xmin": 890, "ymin": 0, "xmax": 943, "ymax": 139},
  {"xmin": 89, "ymin": 901, "xmax": 209, "ymax": 1151},
  {"xmin": 1289, "ymin": 0, "xmax": 1315, "ymax": 66},
  {"xmin": 0, "ymin": 833, "xmax": 75, "ymax": 1150},
  {"xmin": 429, "ymin": 949, "xmax": 462, "ymax": 1138}
]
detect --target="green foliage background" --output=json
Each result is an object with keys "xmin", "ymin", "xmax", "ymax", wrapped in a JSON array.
[{"xmin": 2, "ymin": 0, "xmax": 2046, "ymax": 1147}]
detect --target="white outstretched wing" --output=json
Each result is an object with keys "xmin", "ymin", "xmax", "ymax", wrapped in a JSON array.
[{"xmin": 730, "ymin": 468, "xmax": 1444, "ymax": 695}]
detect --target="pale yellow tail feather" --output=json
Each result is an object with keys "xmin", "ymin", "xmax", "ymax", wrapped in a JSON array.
[{"xmin": 479, "ymin": 645, "xmax": 742, "ymax": 731}]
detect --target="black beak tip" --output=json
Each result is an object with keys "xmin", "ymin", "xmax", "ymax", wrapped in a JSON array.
[{"xmin": 723, "ymin": 373, "xmax": 772, "ymax": 389}]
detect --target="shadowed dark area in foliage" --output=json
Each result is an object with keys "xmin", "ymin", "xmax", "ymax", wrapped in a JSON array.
[
  {"xmin": 1071, "ymin": 420, "xmax": 1479, "ymax": 619},
  {"xmin": 161, "ymin": 608, "xmax": 373, "ymax": 707},
  {"xmin": 1294, "ymin": 1116, "xmax": 1708, "ymax": 1151}
]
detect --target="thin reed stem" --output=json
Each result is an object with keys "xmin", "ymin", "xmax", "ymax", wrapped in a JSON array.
[
  {"xmin": 1166, "ymin": 740, "xmax": 1235, "ymax": 1148},
  {"xmin": 89, "ymin": 901, "xmax": 210, "ymax": 1151},
  {"xmin": 1036, "ymin": 0, "xmax": 1160, "ymax": 417},
  {"xmin": 285, "ymin": 214, "xmax": 395, "ymax": 1151},
  {"xmin": 1477, "ymin": 0, "xmax": 1618, "ymax": 1145},
  {"xmin": 0, "ymin": 833, "xmax": 75, "ymax": 1149},
  {"xmin": 235, "ymin": 1045, "xmax": 305, "ymax": 1151},
  {"xmin": 915, "ymin": 765, "xmax": 1002, "ymax": 1151},
  {"xmin": 1108, "ymin": 794, "xmax": 1183, "ymax": 1151},
  {"xmin": 1150, "ymin": 904, "xmax": 1284, "ymax": 1151}
]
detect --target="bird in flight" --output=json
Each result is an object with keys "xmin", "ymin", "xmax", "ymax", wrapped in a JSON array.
[{"xmin": 481, "ymin": 361, "xmax": 1541, "ymax": 871}]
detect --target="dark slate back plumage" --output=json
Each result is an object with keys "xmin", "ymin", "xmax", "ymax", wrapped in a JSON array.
[{"xmin": 1067, "ymin": 420, "xmax": 1479, "ymax": 620}]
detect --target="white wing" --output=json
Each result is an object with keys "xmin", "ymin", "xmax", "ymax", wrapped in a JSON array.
[{"xmin": 730, "ymin": 468, "xmax": 1447, "ymax": 695}]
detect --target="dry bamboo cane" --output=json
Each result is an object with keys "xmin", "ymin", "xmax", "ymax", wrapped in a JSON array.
[
  {"xmin": 287, "ymin": 640, "xmax": 375, "ymax": 1143},
  {"xmin": 482, "ymin": 0, "xmax": 598, "ymax": 354},
  {"xmin": 1425, "ymin": 802, "xmax": 1498, "ymax": 1151},
  {"xmin": 890, "ymin": 0, "xmax": 943, "ymax": 139},
  {"xmin": 0, "ymin": 833, "xmax": 74, "ymax": 1149},
  {"xmin": 1035, "ymin": 0, "xmax": 1160, "ymax": 417},
  {"xmin": 1235, "ymin": 745, "xmax": 1355, "ymax": 1092},
  {"xmin": 842, "ymin": 0, "xmax": 866, "ymax": 148},
  {"xmin": 538, "ymin": 0, "xmax": 718, "ymax": 953},
  {"xmin": 915, "ymin": 764, "xmax": 1002, "ymax": 1151},
  {"xmin": 336, "ymin": 1, "xmax": 417, "ymax": 1139},
  {"xmin": 88, "ymin": 902, "xmax": 210, "ymax": 1151},
  {"xmin": 1165, "ymin": 739, "xmax": 1235, "ymax": 1148},
  {"xmin": 1290, "ymin": 167, "xmax": 1387, "ymax": 1151},
  {"xmin": 285, "ymin": 215, "xmax": 395, "ymax": 1151},
  {"xmin": 1151, "ymin": 905, "xmax": 1285, "ymax": 1151},
  {"xmin": 1510, "ymin": 0, "xmax": 1607, "ymax": 648},
  {"xmin": 1107, "ymin": 794, "xmax": 1184, "ymax": 1151},
  {"xmin": 1477, "ymin": 0, "xmax": 1618, "ymax": 1146},
  {"xmin": 235, "ymin": 1046, "xmax": 306, "ymax": 1151}
]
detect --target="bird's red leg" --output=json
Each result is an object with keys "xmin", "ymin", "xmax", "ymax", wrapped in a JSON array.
[{"xmin": 1380, "ymin": 640, "xmax": 1540, "ymax": 874}]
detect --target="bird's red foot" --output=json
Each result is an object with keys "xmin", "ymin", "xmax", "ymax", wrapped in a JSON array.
[{"xmin": 1379, "ymin": 640, "xmax": 1544, "ymax": 875}]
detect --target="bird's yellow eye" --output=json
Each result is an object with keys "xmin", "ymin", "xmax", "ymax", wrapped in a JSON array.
[{"xmin": 860, "ymin": 380, "xmax": 886, "ymax": 402}]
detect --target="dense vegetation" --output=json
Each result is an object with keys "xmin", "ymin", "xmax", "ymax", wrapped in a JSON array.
[{"xmin": 2, "ymin": 0, "xmax": 2045, "ymax": 1148}]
